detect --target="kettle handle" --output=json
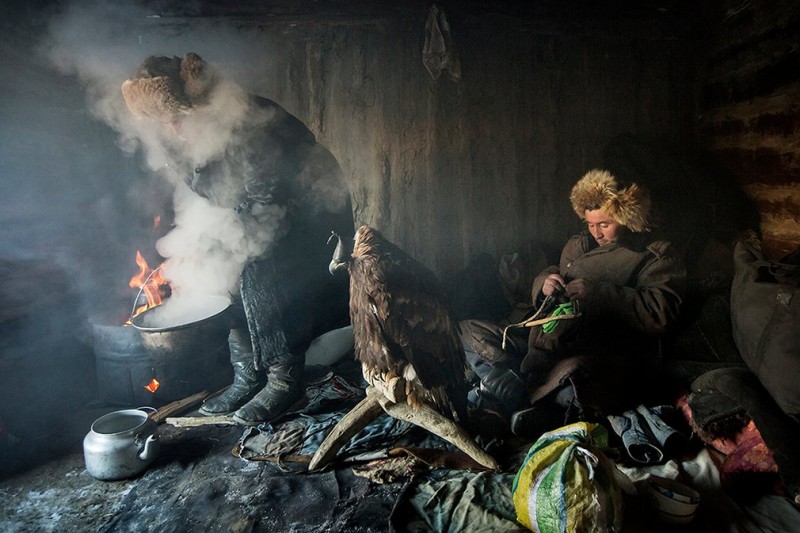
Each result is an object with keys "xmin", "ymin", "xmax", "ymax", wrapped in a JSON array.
[{"xmin": 137, "ymin": 433, "xmax": 159, "ymax": 462}]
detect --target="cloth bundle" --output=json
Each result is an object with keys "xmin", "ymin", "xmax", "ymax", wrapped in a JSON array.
[
  {"xmin": 730, "ymin": 235, "xmax": 800, "ymax": 418},
  {"xmin": 607, "ymin": 405, "xmax": 687, "ymax": 464}
]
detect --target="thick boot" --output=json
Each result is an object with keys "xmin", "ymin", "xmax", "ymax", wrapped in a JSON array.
[
  {"xmin": 199, "ymin": 329, "xmax": 266, "ymax": 416},
  {"xmin": 232, "ymin": 358, "xmax": 306, "ymax": 426},
  {"xmin": 466, "ymin": 367, "xmax": 527, "ymax": 438},
  {"xmin": 470, "ymin": 366, "xmax": 528, "ymax": 418}
]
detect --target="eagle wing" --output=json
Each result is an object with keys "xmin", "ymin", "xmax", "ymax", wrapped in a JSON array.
[{"xmin": 350, "ymin": 245, "xmax": 468, "ymax": 421}]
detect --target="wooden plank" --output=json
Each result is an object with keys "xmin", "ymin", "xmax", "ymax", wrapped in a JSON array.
[
  {"xmin": 165, "ymin": 415, "xmax": 237, "ymax": 427},
  {"xmin": 150, "ymin": 391, "xmax": 211, "ymax": 423}
]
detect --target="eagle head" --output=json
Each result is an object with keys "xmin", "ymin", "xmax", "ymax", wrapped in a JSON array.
[{"xmin": 327, "ymin": 231, "xmax": 350, "ymax": 275}]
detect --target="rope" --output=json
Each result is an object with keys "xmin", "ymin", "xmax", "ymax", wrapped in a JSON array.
[{"xmin": 501, "ymin": 296, "xmax": 582, "ymax": 349}]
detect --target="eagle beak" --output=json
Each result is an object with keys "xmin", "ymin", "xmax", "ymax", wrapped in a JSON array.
[{"xmin": 327, "ymin": 231, "xmax": 349, "ymax": 275}]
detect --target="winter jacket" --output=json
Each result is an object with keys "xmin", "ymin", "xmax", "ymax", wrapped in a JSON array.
[
  {"xmin": 181, "ymin": 95, "xmax": 353, "ymax": 367},
  {"xmin": 528, "ymin": 230, "xmax": 686, "ymax": 359}
]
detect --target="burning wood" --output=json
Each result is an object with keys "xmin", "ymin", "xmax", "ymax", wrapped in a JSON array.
[
  {"xmin": 127, "ymin": 250, "xmax": 170, "ymax": 323},
  {"xmin": 144, "ymin": 378, "xmax": 160, "ymax": 393},
  {"xmin": 150, "ymin": 390, "xmax": 211, "ymax": 423}
]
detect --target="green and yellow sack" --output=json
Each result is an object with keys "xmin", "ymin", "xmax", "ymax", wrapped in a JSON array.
[{"xmin": 512, "ymin": 422, "xmax": 623, "ymax": 532}]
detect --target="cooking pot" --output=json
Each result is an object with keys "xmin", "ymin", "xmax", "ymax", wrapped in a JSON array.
[
  {"xmin": 130, "ymin": 294, "xmax": 232, "ymax": 364},
  {"xmin": 83, "ymin": 408, "xmax": 159, "ymax": 480}
]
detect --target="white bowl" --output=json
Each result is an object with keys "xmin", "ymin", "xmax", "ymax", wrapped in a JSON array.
[{"xmin": 646, "ymin": 475, "xmax": 700, "ymax": 525}]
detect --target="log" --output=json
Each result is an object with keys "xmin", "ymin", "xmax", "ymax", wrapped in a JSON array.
[
  {"xmin": 150, "ymin": 390, "xmax": 211, "ymax": 423},
  {"xmin": 165, "ymin": 415, "xmax": 237, "ymax": 427}
]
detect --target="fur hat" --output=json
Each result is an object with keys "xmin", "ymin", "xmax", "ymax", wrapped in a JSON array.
[
  {"xmin": 121, "ymin": 52, "xmax": 217, "ymax": 120},
  {"xmin": 569, "ymin": 169, "xmax": 652, "ymax": 232}
]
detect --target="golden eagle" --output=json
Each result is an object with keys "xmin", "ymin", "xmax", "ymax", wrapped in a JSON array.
[{"xmin": 309, "ymin": 225, "xmax": 498, "ymax": 471}]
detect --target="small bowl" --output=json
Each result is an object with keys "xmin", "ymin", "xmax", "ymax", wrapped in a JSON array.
[{"xmin": 646, "ymin": 475, "xmax": 700, "ymax": 525}]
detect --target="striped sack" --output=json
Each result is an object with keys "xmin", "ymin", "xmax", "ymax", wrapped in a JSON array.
[{"xmin": 512, "ymin": 422, "xmax": 623, "ymax": 532}]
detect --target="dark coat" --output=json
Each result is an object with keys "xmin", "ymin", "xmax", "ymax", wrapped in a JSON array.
[
  {"xmin": 185, "ymin": 95, "xmax": 353, "ymax": 367},
  {"xmin": 529, "ymin": 230, "xmax": 686, "ymax": 357}
]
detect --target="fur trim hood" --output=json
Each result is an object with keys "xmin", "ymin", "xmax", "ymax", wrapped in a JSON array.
[
  {"xmin": 121, "ymin": 52, "xmax": 217, "ymax": 120},
  {"xmin": 569, "ymin": 169, "xmax": 652, "ymax": 233}
]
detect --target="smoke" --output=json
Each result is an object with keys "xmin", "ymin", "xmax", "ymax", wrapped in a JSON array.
[{"xmin": 37, "ymin": 0, "xmax": 331, "ymax": 325}]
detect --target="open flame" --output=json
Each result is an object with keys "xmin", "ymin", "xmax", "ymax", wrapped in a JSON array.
[
  {"xmin": 127, "ymin": 250, "xmax": 169, "ymax": 322},
  {"xmin": 144, "ymin": 378, "xmax": 160, "ymax": 393}
]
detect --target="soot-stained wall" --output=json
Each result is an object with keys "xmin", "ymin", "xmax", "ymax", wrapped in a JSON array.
[
  {"xmin": 2, "ymin": 0, "xmax": 792, "ymax": 476},
  {"xmin": 1, "ymin": 1, "xmax": 701, "ymax": 310},
  {"xmin": 252, "ymin": 2, "xmax": 699, "ymax": 277},
  {"xmin": 695, "ymin": 0, "xmax": 800, "ymax": 260}
]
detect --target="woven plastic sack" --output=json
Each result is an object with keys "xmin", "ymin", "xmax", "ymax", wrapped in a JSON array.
[{"xmin": 512, "ymin": 422, "xmax": 623, "ymax": 532}]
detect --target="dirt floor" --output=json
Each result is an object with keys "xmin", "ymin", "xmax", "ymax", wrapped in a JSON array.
[
  {"xmin": 0, "ymin": 407, "xmax": 405, "ymax": 532},
  {"xmin": 2, "ymin": 360, "xmax": 800, "ymax": 532}
]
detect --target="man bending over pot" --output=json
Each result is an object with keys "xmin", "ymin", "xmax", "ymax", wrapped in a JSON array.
[{"xmin": 121, "ymin": 52, "xmax": 352, "ymax": 425}]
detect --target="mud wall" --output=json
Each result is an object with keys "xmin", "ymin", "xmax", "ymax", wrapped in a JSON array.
[
  {"xmin": 0, "ymin": 1, "xmax": 710, "ymax": 296},
  {"xmin": 254, "ymin": 3, "xmax": 697, "ymax": 276},
  {"xmin": 695, "ymin": 0, "xmax": 800, "ymax": 259}
]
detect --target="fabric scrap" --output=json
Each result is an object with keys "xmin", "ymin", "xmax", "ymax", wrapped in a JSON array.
[
  {"xmin": 636, "ymin": 404, "xmax": 688, "ymax": 456},
  {"xmin": 352, "ymin": 455, "xmax": 429, "ymax": 484},
  {"xmin": 422, "ymin": 4, "xmax": 461, "ymax": 81},
  {"xmin": 391, "ymin": 470, "xmax": 525, "ymax": 532},
  {"xmin": 608, "ymin": 410, "xmax": 664, "ymax": 464}
]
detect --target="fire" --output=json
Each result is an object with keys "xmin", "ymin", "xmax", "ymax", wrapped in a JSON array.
[
  {"xmin": 144, "ymin": 378, "xmax": 160, "ymax": 393},
  {"xmin": 128, "ymin": 251, "xmax": 169, "ymax": 320}
]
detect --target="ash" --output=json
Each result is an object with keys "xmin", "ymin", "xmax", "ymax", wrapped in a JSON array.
[{"xmin": 0, "ymin": 421, "xmax": 400, "ymax": 532}]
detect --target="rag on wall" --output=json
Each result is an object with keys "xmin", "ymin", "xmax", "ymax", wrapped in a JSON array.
[{"xmin": 423, "ymin": 4, "xmax": 461, "ymax": 82}]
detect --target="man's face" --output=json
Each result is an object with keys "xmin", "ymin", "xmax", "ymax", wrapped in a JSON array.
[
  {"xmin": 584, "ymin": 208, "xmax": 625, "ymax": 246},
  {"xmin": 161, "ymin": 116, "xmax": 186, "ymax": 138}
]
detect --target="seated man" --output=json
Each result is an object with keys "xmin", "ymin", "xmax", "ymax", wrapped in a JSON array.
[{"xmin": 461, "ymin": 169, "xmax": 687, "ymax": 437}]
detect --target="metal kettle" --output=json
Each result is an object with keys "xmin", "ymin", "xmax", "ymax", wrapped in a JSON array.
[{"xmin": 83, "ymin": 408, "xmax": 159, "ymax": 480}]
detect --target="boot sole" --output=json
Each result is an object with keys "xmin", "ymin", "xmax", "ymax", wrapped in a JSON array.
[
  {"xmin": 232, "ymin": 395, "xmax": 309, "ymax": 426},
  {"xmin": 198, "ymin": 406, "xmax": 237, "ymax": 416}
]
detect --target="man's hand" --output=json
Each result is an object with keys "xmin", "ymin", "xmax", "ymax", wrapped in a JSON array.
[
  {"xmin": 542, "ymin": 274, "xmax": 566, "ymax": 296},
  {"xmin": 565, "ymin": 278, "xmax": 592, "ymax": 301}
]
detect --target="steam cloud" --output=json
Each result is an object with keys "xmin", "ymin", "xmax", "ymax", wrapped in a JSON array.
[{"xmin": 39, "ymin": 0, "xmax": 345, "ymax": 326}]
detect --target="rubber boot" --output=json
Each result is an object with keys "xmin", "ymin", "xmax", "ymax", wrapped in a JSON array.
[
  {"xmin": 199, "ymin": 329, "xmax": 266, "ymax": 416},
  {"xmin": 232, "ymin": 357, "xmax": 306, "ymax": 426}
]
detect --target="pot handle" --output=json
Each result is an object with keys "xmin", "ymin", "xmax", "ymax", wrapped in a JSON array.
[{"xmin": 137, "ymin": 406, "xmax": 158, "ymax": 418}]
